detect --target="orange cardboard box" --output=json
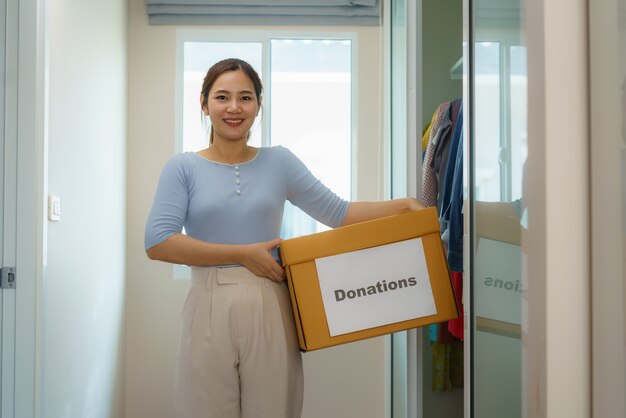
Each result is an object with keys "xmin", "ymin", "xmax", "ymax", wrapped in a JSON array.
[{"xmin": 279, "ymin": 207, "xmax": 458, "ymax": 351}]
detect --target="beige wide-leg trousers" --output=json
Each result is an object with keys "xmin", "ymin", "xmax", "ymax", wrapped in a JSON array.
[{"xmin": 174, "ymin": 266, "xmax": 304, "ymax": 418}]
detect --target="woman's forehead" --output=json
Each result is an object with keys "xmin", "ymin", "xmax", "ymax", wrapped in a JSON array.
[{"xmin": 210, "ymin": 70, "xmax": 255, "ymax": 93}]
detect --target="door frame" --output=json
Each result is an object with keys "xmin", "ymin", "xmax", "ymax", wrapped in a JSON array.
[{"xmin": 12, "ymin": 0, "xmax": 45, "ymax": 416}]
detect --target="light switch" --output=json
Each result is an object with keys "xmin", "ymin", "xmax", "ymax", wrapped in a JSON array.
[{"xmin": 48, "ymin": 195, "xmax": 61, "ymax": 221}]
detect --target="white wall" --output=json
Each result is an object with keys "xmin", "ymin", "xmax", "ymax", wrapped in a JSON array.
[
  {"xmin": 43, "ymin": 1, "xmax": 128, "ymax": 417},
  {"xmin": 126, "ymin": 0, "xmax": 387, "ymax": 417}
]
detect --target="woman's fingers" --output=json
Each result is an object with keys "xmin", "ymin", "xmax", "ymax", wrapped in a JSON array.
[
  {"xmin": 243, "ymin": 238, "xmax": 285, "ymax": 281},
  {"xmin": 265, "ymin": 238, "xmax": 285, "ymax": 281},
  {"xmin": 271, "ymin": 262, "xmax": 286, "ymax": 282}
]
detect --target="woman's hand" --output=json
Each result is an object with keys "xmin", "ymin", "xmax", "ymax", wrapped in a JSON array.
[
  {"xmin": 342, "ymin": 197, "xmax": 426, "ymax": 226},
  {"xmin": 239, "ymin": 238, "xmax": 285, "ymax": 282}
]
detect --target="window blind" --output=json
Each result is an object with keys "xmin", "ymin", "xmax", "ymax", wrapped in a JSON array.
[{"xmin": 146, "ymin": 0, "xmax": 381, "ymax": 26}]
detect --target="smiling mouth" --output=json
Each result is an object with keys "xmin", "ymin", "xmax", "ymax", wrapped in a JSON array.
[{"xmin": 224, "ymin": 119, "xmax": 244, "ymax": 126}]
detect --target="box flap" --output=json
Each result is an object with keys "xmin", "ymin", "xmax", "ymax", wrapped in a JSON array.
[{"xmin": 279, "ymin": 207, "xmax": 441, "ymax": 267}]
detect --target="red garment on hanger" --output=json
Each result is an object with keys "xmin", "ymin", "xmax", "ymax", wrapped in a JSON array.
[{"xmin": 448, "ymin": 271, "xmax": 464, "ymax": 340}]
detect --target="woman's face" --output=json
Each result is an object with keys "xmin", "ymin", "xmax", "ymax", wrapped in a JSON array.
[{"xmin": 203, "ymin": 70, "xmax": 260, "ymax": 144}]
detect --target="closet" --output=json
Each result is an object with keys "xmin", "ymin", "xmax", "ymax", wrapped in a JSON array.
[{"xmin": 388, "ymin": 0, "xmax": 525, "ymax": 417}]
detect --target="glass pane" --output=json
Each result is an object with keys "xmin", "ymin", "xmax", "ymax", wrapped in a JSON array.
[
  {"xmin": 270, "ymin": 39, "xmax": 352, "ymax": 238},
  {"xmin": 471, "ymin": 2, "xmax": 525, "ymax": 418},
  {"xmin": 474, "ymin": 41, "xmax": 501, "ymax": 202},
  {"xmin": 510, "ymin": 46, "xmax": 527, "ymax": 203},
  {"xmin": 182, "ymin": 42, "xmax": 263, "ymax": 152}
]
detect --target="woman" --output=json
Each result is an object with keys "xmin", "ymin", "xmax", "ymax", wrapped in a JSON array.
[{"xmin": 145, "ymin": 58, "xmax": 424, "ymax": 418}]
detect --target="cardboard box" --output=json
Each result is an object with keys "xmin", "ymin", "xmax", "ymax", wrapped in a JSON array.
[{"xmin": 279, "ymin": 207, "xmax": 459, "ymax": 351}]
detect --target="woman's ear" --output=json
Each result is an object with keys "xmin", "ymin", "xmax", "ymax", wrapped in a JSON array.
[{"xmin": 200, "ymin": 94, "xmax": 209, "ymax": 115}]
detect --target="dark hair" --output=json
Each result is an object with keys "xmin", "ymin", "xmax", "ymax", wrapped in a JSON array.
[{"xmin": 200, "ymin": 58, "xmax": 263, "ymax": 144}]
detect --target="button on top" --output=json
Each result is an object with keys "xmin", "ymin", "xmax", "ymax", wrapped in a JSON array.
[{"xmin": 233, "ymin": 165, "xmax": 241, "ymax": 195}]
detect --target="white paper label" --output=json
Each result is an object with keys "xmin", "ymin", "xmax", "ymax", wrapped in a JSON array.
[
  {"xmin": 315, "ymin": 238, "xmax": 437, "ymax": 337},
  {"xmin": 474, "ymin": 238, "xmax": 522, "ymax": 325}
]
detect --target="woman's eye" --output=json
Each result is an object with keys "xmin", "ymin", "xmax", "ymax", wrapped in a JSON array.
[
  {"xmin": 241, "ymin": 96, "xmax": 253, "ymax": 101},
  {"xmin": 215, "ymin": 95, "xmax": 227, "ymax": 100}
]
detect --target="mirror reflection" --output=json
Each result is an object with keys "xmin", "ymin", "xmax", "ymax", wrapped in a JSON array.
[{"xmin": 472, "ymin": 0, "xmax": 526, "ymax": 417}]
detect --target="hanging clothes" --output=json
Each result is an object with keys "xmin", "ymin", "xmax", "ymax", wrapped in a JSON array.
[
  {"xmin": 440, "ymin": 102, "xmax": 463, "ymax": 272},
  {"xmin": 421, "ymin": 98, "xmax": 465, "ymax": 391},
  {"xmin": 421, "ymin": 112, "xmax": 435, "ymax": 156},
  {"xmin": 447, "ymin": 272, "xmax": 464, "ymax": 340},
  {"xmin": 440, "ymin": 102, "xmax": 464, "ymax": 341},
  {"xmin": 422, "ymin": 101, "xmax": 451, "ymax": 207},
  {"xmin": 431, "ymin": 339, "xmax": 463, "ymax": 392},
  {"xmin": 433, "ymin": 98, "xmax": 461, "ymax": 212}
]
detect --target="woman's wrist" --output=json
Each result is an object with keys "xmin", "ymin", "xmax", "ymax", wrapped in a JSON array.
[
  {"xmin": 399, "ymin": 198, "xmax": 413, "ymax": 212},
  {"xmin": 394, "ymin": 197, "xmax": 416, "ymax": 213},
  {"xmin": 233, "ymin": 244, "xmax": 249, "ymax": 266},
  {"xmin": 405, "ymin": 197, "xmax": 425, "ymax": 211}
]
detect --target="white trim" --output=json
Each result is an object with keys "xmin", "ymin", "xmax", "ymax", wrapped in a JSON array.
[
  {"xmin": 382, "ymin": 0, "xmax": 391, "ymax": 202},
  {"xmin": 174, "ymin": 30, "xmax": 185, "ymax": 156},
  {"xmin": 262, "ymin": 37, "xmax": 271, "ymax": 148},
  {"xmin": 350, "ymin": 33, "xmax": 359, "ymax": 201}
]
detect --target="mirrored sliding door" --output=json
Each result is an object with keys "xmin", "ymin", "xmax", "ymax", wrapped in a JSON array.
[{"xmin": 470, "ymin": 0, "xmax": 526, "ymax": 417}]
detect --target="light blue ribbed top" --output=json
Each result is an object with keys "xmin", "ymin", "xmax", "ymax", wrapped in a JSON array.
[{"xmin": 145, "ymin": 146, "xmax": 349, "ymax": 262}]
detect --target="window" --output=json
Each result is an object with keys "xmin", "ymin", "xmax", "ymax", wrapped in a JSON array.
[
  {"xmin": 270, "ymin": 38, "xmax": 352, "ymax": 238},
  {"xmin": 175, "ymin": 31, "xmax": 355, "ymax": 278}
]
